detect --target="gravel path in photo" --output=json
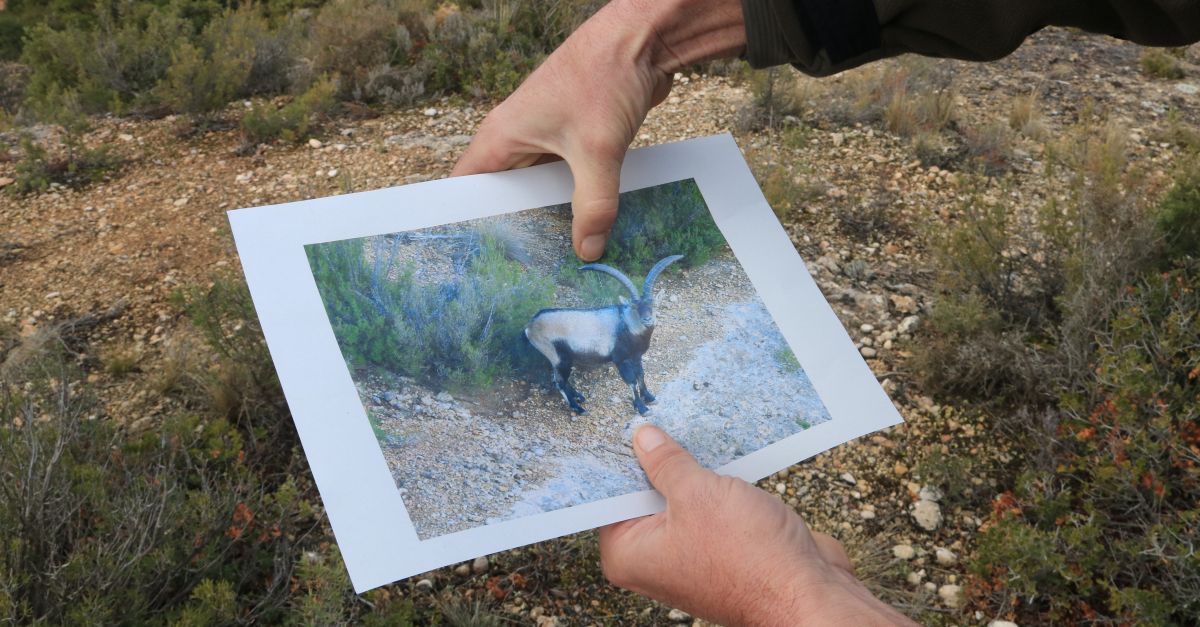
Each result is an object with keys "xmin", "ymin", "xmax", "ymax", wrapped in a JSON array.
[{"xmin": 357, "ymin": 255, "xmax": 831, "ymax": 539}]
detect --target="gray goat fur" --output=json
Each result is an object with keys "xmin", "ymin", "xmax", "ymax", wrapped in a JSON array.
[{"xmin": 525, "ymin": 255, "xmax": 684, "ymax": 415}]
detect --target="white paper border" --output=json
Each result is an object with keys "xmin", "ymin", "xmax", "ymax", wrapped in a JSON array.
[{"xmin": 229, "ymin": 134, "xmax": 902, "ymax": 592}]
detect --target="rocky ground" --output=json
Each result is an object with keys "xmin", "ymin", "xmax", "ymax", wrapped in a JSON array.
[{"xmin": 2, "ymin": 27, "xmax": 1197, "ymax": 626}]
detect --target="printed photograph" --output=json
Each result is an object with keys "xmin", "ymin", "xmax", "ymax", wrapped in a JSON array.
[{"xmin": 305, "ymin": 179, "xmax": 832, "ymax": 539}]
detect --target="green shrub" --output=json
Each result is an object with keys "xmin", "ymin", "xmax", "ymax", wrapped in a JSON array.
[
  {"xmin": 1140, "ymin": 48, "xmax": 1186, "ymax": 80},
  {"xmin": 1158, "ymin": 158, "xmax": 1200, "ymax": 262},
  {"xmin": 21, "ymin": 3, "xmax": 191, "ymax": 113},
  {"xmin": 158, "ymin": 6, "xmax": 261, "ymax": 119},
  {"xmin": 971, "ymin": 266, "xmax": 1200, "ymax": 625},
  {"xmin": 10, "ymin": 89, "xmax": 120, "ymax": 194},
  {"xmin": 601, "ymin": 178, "xmax": 728, "ymax": 272},
  {"xmin": 307, "ymin": 229, "xmax": 556, "ymax": 390},
  {"xmin": 0, "ymin": 358, "xmax": 317, "ymax": 624},
  {"xmin": 305, "ymin": 0, "xmax": 421, "ymax": 99},
  {"xmin": 241, "ymin": 75, "xmax": 338, "ymax": 144}
]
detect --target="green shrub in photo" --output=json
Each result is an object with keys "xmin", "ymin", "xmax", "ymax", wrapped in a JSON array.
[{"xmin": 307, "ymin": 229, "xmax": 555, "ymax": 390}]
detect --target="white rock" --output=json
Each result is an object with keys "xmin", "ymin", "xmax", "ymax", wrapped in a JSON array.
[
  {"xmin": 988, "ymin": 622, "xmax": 1019, "ymax": 627},
  {"xmin": 667, "ymin": 608, "xmax": 691, "ymax": 622},
  {"xmin": 860, "ymin": 346, "xmax": 877, "ymax": 358},
  {"xmin": 1177, "ymin": 83, "xmax": 1199, "ymax": 95},
  {"xmin": 454, "ymin": 563, "xmax": 471, "ymax": 576},
  {"xmin": 308, "ymin": 138, "xmax": 323, "ymax": 148},
  {"xmin": 415, "ymin": 578, "xmax": 434, "ymax": 591},
  {"xmin": 892, "ymin": 544, "xmax": 916, "ymax": 560},
  {"xmin": 859, "ymin": 509, "xmax": 876, "ymax": 520},
  {"xmin": 472, "ymin": 555, "xmax": 489, "ymax": 574},
  {"xmin": 326, "ymin": 168, "xmax": 339, "ymax": 178},
  {"xmin": 918, "ymin": 485, "xmax": 943, "ymax": 502},
  {"xmin": 423, "ymin": 107, "xmax": 438, "ymax": 116},
  {"xmin": 898, "ymin": 315, "xmax": 921, "ymax": 334},
  {"xmin": 840, "ymin": 472, "xmax": 857, "ymax": 485},
  {"xmin": 906, "ymin": 571, "xmax": 924, "ymax": 585},
  {"xmin": 935, "ymin": 547, "xmax": 958, "ymax": 565},
  {"xmin": 938, "ymin": 584, "xmax": 963, "ymax": 608},
  {"xmin": 911, "ymin": 500, "xmax": 943, "ymax": 531}
]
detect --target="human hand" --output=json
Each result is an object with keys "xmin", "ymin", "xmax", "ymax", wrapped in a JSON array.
[
  {"xmin": 451, "ymin": 0, "xmax": 746, "ymax": 260},
  {"xmin": 599, "ymin": 425, "xmax": 916, "ymax": 626}
]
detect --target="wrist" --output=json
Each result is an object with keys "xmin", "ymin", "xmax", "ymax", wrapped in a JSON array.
[{"xmin": 610, "ymin": 0, "xmax": 747, "ymax": 73}]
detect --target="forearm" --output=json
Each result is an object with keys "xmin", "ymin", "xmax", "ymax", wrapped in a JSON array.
[{"xmin": 745, "ymin": 0, "xmax": 1200, "ymax": 76}]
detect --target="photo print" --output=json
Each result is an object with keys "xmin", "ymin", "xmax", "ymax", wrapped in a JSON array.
[
  {"xmin": 229, "ymin": 134, "xmax": 902, "ymax": 591},
  {"xmin": 304, "ymin": 178, "xmax": 833, "ymax": 539}
]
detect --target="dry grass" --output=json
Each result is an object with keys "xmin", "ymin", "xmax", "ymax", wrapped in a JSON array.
[{"xmin": 1009, "ymin": 92, "xmax": 1049, "ymax": 140}]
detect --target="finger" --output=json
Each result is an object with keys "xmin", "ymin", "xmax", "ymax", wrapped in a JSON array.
[
  {"xmin": 812, "ymin": 531, "xmax": 854, "ymax": 574},
  {"xmin": 452, "ymin": 129, "xmax": 539, "ymax": 177},
  {"xmin": 632, "ymin": 425, "xmax": 708, "ymax": 500},
  {"xmin": 565, "ymin": 151, "xmax": 622, "ymax": 261}
]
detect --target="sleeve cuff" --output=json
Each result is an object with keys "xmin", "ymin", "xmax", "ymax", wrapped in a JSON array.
[{"xmin": 742, "ymin": 0, "xmax": 814, "ymax": 68}]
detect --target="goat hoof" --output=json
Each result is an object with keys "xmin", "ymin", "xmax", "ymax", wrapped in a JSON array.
[
  {"xmin": 570, "ymin": 405, "xmax": 587, "ymax": 415},
  {"xmin": 643, "ymin": 395, "xmax": 656, "ymax": 405},
  {"xmin": 635, "ymin": 405, "xmax": 651, "ymax": 416},
  {"xmin": 572, "ymin": 392, "xmax": 586, "ymax": 403}
]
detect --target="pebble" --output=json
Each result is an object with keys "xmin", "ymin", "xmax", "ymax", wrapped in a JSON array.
[
  {"xmin": 860, "ymin": 346, "xmax": 877, "ymax": 358},
  {"xmin": 911, "ymin": 500, "xmax": 943, "ymax": 531},
  {"xmin": 893, "ymin": 461, "xmax": 909, "ymax": 476},
  {"xmin": 472, "ymin": 555, "xmax": 489, "ymax": 574},
  {"xmin": 859, "ymin": 509, "xmax": 876, "ymax": 520},
  {"xmin": 667, "ymin": 608, "xmax": 691, "ymax": 622},
  {"xmin": 839, "ymin": 472, "xmax": 857, "ymax": 485},
  {"xmin": 892, "ymin": 544, "xmax": 916, "ymax": 560},
  {"xmin": 308, "ymin": 138, "xmax": 323, "ymax": 148},
  {"xmin": 415, "ymin": 578, "xmax": 434, "ymax": 591},
  {"xmin": 1177, "ymin": 83, "xmax": 1199, "ymax": 95},
  {"xmin": 935, "ymin": 547, "xmax": 958, "ymax": 565},
  {"xmin": 454, "ymin": 563, "xmax": 471, "ymax": 576},
  {"xmin": 898, "ymin": 315, "xmax": 921, "ymax": 334},
  {"xmin": 988, "ymin": 622, "xmax": 1019, "ymax": 627},
  {"xmin": 938, "ymin": 584, "xmax": 963, "ymax": 608},
  {"xmin": 906, "ymin": 570, "xmax": 924, "ymax": 585},
  {"xmin": 919, "ymin": 485, "xmax": 944, "ymax": 502}
]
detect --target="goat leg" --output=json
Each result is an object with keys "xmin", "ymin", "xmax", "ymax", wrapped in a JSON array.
[
  {"xmin": 635, "ymin": 361, "xmax": 656, "ymax": 405},
  {"xmin": 617, "ymin": 360, "xmax": 651, "ymax": 415}
]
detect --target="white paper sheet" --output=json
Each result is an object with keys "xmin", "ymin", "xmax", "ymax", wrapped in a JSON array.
[{"xmin": 228, "ymin": 133, "xmax": 903, "ymax": 592}]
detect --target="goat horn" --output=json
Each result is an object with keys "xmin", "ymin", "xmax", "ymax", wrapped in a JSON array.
[
  {"xmin": 579, "ymin": 263, "xmax": 639, "ymax": 300},
  {"xmin": 642, "ymin": 255, "xmax": 684, "ymax": 298}
]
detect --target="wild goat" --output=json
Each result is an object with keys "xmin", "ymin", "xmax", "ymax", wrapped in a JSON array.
[{"xmin": 525, "ymin": 255, "xmax": 683, "ymax": 415}]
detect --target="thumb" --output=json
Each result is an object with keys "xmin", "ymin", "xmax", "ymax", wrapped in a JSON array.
[
  {"xmin": 567, "ymin": 151, "xmax": 622, "ymax": 261},
  {"xmin": 632, "ymin": 425, "xmax": 707, "ymax": 500}
]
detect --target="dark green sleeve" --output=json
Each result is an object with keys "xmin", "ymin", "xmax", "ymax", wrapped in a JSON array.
[{"xmin": 743, "ymin": 0, "xmax": 1200, "ymax": 75}]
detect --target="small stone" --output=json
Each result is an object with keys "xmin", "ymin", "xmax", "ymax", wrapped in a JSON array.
[
  {"xmin": 892, "ymin": 544, "xmax": 916, "ymax": 560},
  {"xmin": 173, "ymin": 197, "xmax": 188, "ymax": 207},
  {"xmin": 859, "ymin": 323, "xmax": 875, "ymax": 333},
  {"xmin": 906, "ymin": 571, "xmax": 924, "ymax": 585},
  {"xmin": 308, "ymin": 138, "xmax": 323, "ymax": 148},
  {"xmin": 859, "ymin": 509, "xmax": 876, "ymax": 520},
  {"xmin": 118, "ymin": 133, "xmax": 134, "ymax": 142},
  {"xmin": 454, "ymin": 563, "xmax": 471, "ymax": 576},
  {"xmin": 911, "ymin": 500, "xmax": 943, "ymax": 531},
  {"xmin": 1176, "ymin": 83, "xmax": 1199, "ymax": 96},
  {"xmin": 890, "ymin": 294, "xmax": 919, "ymax": 314},
  {"xmin": 919, "ymin": 485, "xmax": 944, "ymax": 502},
  {"xmin": 898, "ymin": 315, "xmax": 921, "ymax": 334},
  {"xmin": 416, "ymin": 578, "xmax": 434, "ymax": 591},
  {"xmin": 326, "ymin": 168, "xmax": 339, "ymax": 178},
  {"xmin": 436, "ymin": 391, "xmax": 454, "ymax": 403},
  {"xmin": 860, "ymin": 346, "xmax": 877, "ymax": 358},
  {"xmin": 0, "ymin": 177, "xmax": 13, "ymax": 188},
  {"xmin": 423, "ymin": 107, "xmax": 438, "ymax": 116},
  {"xmin": 472, "ymin": 556, "xmax": 489, "ymax": 574},
  {"xmin": 667, "ymin": 608, "xmax": 691, "ymax": 622},
  {"xmin": 831, "ymin": 132, "xmax": 845, "ymax": 146},
  {"xmin": 938, "ymin": 584, "xmax": 963, "ymax": 608},
  {"xmin": 988, "ymin": 622, "xmax": 1019, "ymax": 627},
  {"xmin": 935, "ymin": 547, "xmax": 958, "ymax": 565},
  {"xmin": 893, "ymin": 461, "xmax": 909, "ymax": 476},
  {"xmin": 839, "ymin": 472, "xmax": 857, "ymax": 486}
]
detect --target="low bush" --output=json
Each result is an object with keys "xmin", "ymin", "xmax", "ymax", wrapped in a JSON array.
[
  {"xmin": 307, "ymin": 229, "xmax": 555, "ymax": 390},
  {"xmin": 241, "ymin": 75, "xmax": 338, "ymax": 145},
  {"xmin": 971, "ymin": 265, "xmax": 1200, "ymax": 624},
  {"xmin": 1157, "ymin": 158, "xmax": 1200, "ymax": 262},
  {"xmin": 1140, "ymin": 47, "xmax": 1186, "ymax": 80},
  {"xmin": 9, "ymin": 89, "xmax": 120, "ymax": 194},
  {"xmin": 0, "ymin": 355, "xmax": 318, "ymax": 624}
]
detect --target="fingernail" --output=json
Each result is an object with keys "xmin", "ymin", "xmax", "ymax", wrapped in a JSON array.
[
  {"xmin": 634, "ymin": 425, "xmax": 667, "ymax": 453},
  {"xmin": 580, "ymin": 234, "xmax": 606, "ymax": 261}
]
